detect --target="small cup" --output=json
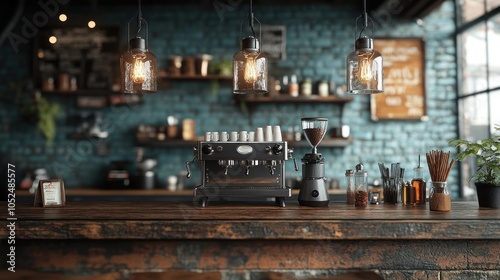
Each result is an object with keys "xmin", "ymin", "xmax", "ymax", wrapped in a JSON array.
[
  {"xmin": 211, "ymin": 132, "xmax": 219, "ymax": 142},
  {"xmin": 273, "ymin": 125, "xmax": 282, "ymax": 141},
  {"xmin": 255, "ymin": 127, "xmax": 264, "ymax": 142},
  {"xmin": 229, "ymin": 131, "xmax": 238, "ymax": 141},
  {"xmin": 239, "ymin": 130, "xmax": 248, "ymax": 142},
  {"xmin": 264, "ymin": 126, "xmax": 273, "ymax": 142},
  {"xmin": 220, "ymin": 131, "xmax": 228, "ymax": 142},
  {"xmin": 204, "ymin": 132, "xmax": 212, "ymax": 141},
  {"xmin": 248, "ymin": 131, "xmax": 255, "ymax": 141}
]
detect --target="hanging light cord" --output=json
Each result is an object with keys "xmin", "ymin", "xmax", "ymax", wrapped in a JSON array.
[
  {"xmin": 359, "ymin": 0, "xmax": 368, "ymax": 39},
  {"xmin": 248, "ymin": 0, "xmax": 256, "ymax": 37},
  {"xmin": 136, "ymin": 0, "xmax": 143, "ymax": 37}
]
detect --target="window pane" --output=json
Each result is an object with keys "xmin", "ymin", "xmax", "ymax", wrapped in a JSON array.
[
  {"xmin": 486, "ymin": 0, "xmax": 500, "ymax": 11},
  {"xmin": 488, "ymin": 14, "xmax": 500, "ymax": 89},
  {"xmin": 460, "ymin": 0, "xmax": 485, "ymax": 24},
  {"xmin": 460, "ymin": 94, "xmax": 489, "ymax": 141},
  {"xmin": 491, "ymin": 90, "xmax": 500, "ymax": 134},
  {"xmin": 458, "ymin": 95, "xmax": 489, "ymax": 196},
  {"xmin": 460, "ymin": 23, "xmax": 488, "ymax": 95}
]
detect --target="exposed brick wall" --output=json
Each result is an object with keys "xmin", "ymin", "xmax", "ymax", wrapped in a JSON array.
[{"xmin": 0, "ymin": 1, "xmax": 458, "ymax": 195}]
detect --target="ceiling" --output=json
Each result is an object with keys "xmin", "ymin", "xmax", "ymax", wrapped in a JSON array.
[
  {"xmin": 97, "ymin": 0, "xmax": 447, "ymax": 19},
  {"xmin": 12, "ymin": 0, "xmax": 447, "ymax": 19},
  {"xmin": 0, "ymin": 0, "xmax": 447, "ymax": 45}
]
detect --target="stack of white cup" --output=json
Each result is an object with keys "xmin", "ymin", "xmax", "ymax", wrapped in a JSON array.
[{"xmin": 204, "ymin": 125, "xmax": 282, "ymax": 142}]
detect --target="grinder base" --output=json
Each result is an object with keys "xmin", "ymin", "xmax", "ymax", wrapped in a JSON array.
[
  {"xmin": 298, "ymin": 153, "xmax": 329, "ymax": 207},
  {"xmin": 298, "ymin": 179, "xmax": 330, "ymax": 207}
]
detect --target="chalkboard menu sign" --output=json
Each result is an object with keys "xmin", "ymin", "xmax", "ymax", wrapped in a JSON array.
[
  {"xmin": 370, "ymin": 38, "xmax": 427, "ymax": 121},
  {"xmin": 261, "ymin": 25, "xmax": 286, "ymax": 61},
  {"xmin": 36, "ymin": 26, "xmax": 120, "ymax": 91}
]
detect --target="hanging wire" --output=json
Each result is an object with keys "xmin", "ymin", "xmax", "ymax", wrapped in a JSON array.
[
  {"xmin": 136, "ymin": 0, "xmax": 143, "ymax": 37},
  {"xmin": 358, "ymin": 0, "xmax": 368, "ymax": 39},
  {"xmin": 248, "ymin": 0, "xmax": 256, "ymax": 37}
]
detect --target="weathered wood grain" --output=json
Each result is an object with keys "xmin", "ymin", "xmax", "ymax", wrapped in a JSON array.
[{"xmin": 0, "ymin": 201, "xmax": 498, "ymax": 240}]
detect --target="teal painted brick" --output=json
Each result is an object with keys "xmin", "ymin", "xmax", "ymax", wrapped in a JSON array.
[{"xmin": 1, "ymin": 1, "xmax": 460, "ymax": 192}]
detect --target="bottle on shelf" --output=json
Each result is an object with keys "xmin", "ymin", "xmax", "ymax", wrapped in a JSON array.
[
  {"xmin": 288, "ymin": 75, "xmax": 299, "ymax": 97},
  {"xmin": 345, "ymin": 169, "xmax": 355, "ymax": 205},
  {"xmin": 412, "ymin": 155, "xmax": 427, "ymax": 205},
  {"xmin": 280, "ymin": 75, "xmax": 289, "ymax": 94}
]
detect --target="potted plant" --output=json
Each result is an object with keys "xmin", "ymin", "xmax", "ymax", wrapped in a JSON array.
[
  {"xmin": 14, "ymin": 81, "xmax": 61, "ymax": 146},
  {"xmin": 449, "ymin": 125, "xmax": 500, "ymax": 208}
]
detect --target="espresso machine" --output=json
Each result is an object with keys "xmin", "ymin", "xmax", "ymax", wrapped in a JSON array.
[
  {"xmin": 298, "ymin": 117, "xmax": 330, "ymax": 207},
  {"xmin": 186, "ymin": 128, "xmax": 298, "ymax": 207}
]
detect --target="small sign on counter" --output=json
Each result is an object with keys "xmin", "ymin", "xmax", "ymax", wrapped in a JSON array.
[{"xmin": 34, "ymin": 179, "xmax": 66, "ymax": 207}]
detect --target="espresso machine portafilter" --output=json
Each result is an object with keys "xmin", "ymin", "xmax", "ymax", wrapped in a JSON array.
[{"xmin": 298, "ymin": 118, "xmax": 330, "ymax": 207}]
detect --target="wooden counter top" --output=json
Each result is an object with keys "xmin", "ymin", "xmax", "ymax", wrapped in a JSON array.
[{"xmin": 2, "ymin": 201, "xmax": 499, "ymax": 240}]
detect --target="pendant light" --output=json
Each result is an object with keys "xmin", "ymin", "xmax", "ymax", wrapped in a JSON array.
[
  {"xmin": 346, "ymin": 0, "xmax": 383, "ymax": 94},
  {"xmin": 233, "ymin": 0, "xmax": 268, "ymax": 95},
  {"xmin": 120, "ymin": 0, "xmax": 157, "ymax": 94}
]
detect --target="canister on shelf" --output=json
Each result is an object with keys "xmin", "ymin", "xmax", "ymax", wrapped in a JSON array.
[
  {"xmin": 318, "ymin": 80, "xmax": 329, "ymax": 97},
  {"xmin": 300, "ymin": 78, "xmax": 312, "ymax": 96}
]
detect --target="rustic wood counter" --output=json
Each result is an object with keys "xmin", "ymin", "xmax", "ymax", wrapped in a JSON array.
[{"xmin": 1, "ymin": 201, "xmax": 499, "ymax": 279}]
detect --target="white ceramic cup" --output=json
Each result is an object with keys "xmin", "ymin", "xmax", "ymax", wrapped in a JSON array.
[
  {"xmin": 204, "ymin": 132, "xmax": 212, "ymax": 141},
  {"xmin": 230, "ymin": 131, "xmax": 238, "ymax": 141},
  {"xmin": 264, "ymin": 126, "xmax": 273, "ymax": 142},
  {"xmin": 220, "ymin": 131, "xmax": 228, "ymax": 142},
  {"xmin": 273, "ymin": 125, "xmax": 282, "ymax": 141},
  {"xmin": 255, "ymin": 127, "xmax": 264, "ymax": 142},
  {"xmin": 211, "ymin": 131, "xmax": 219, "ymax": 142},
  {"xmin": 239, "ymin": 130, "xmax": 248, "ymax": 142},
  {"xmin": 248, "ymin": 131, "xmax": 255, "ymax": 141}
]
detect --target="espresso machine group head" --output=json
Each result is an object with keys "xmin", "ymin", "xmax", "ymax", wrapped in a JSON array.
[{"xmin": 298, "ymin": 117, "xmax": 330, "ymax": 207}]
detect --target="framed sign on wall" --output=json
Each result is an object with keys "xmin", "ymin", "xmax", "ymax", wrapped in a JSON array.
[{"xmin": 371, "ymin": 38, "xmax": 428, "ymax": 121}]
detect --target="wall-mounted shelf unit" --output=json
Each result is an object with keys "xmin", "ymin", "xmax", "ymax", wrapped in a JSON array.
[
  {"xmin": 135, "ymin": 138, "xmax": 353, "ymax": 148},
  {"xmin": 158, "ymin": 73, "xmax": 232, "ymax": 81},
  {"xmin": 41, "ymin": 90, "xmax": 118, "ymax": 96},
  {"xmin": 236, "ymin": 95, "xmax": 353, "ymax": 104},
  {"xmin": 136, "ymin": 138, "xmax": 199, "ymax": 147}
]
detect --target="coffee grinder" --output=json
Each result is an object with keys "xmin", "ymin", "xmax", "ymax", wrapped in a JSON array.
[{"xmin": 298, "ymin": 117, "xmax": 329, "ymax": 207}]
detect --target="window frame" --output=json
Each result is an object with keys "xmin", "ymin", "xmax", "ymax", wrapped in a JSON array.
[{"xmin": 455, "ymin": 1, "xmax": 500, "ymax": 197}]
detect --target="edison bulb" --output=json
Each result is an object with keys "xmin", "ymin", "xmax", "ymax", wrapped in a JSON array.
[
  {"xmin": 244, "ymin": 56, "xmax": 257, "ymax": 83},
  {"xmin": 358, "ymin": 56, "xmax": 373, "ymax": 83},
  {"xmin": 131, "ymin": 56, "xmax": 146, "ymax": 84}
]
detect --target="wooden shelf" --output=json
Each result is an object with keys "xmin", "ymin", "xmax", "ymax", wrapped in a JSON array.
[
  {"xmin": 135, "ymin": 138, "xmax": 352, "ymax": 148},
  {"xmin": 41, "ymin": 89, "xmax": 120, "ymax": 96},
  {"xmin": 136, "ymin": 138, "xmax": 199, "ymax": 147},
  {"xmin": 158, "ymin": 73, "xmax": 232, "ymax": 81},
  {"xmin": 289, "ymin": 138, "xmax": 353, "ymax": 148},
  {"xmin": 236, "ymin": 95, "xmax": 353, "ymax": 104}
]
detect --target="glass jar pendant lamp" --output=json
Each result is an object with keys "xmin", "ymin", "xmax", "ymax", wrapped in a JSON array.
[
  {"xmin": 233, "ymin": 0, "xmax": 268, "ymax": 94},
  {"xmin": 120, "ymin": 0, "xmax": 157, "ymax": 94},
  {"xmin": 346, "ymin": 0, "xmax": 383, "ymax": 94}
]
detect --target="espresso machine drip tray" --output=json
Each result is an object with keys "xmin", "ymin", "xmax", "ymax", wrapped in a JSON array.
[
  {"xmin": 186, "ymin": 141, "xmax": 296, "ymax": 207},
  {"xmin": 194, "ymin": 186, "xmax": 291, "ymax": 207}
]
